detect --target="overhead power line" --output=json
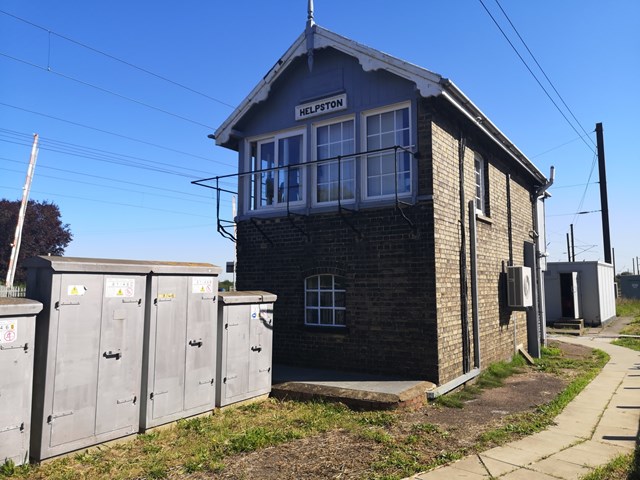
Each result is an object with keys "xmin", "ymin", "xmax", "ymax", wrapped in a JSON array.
[
  {"xmin": 0, "ymin": 184, "xmax": 219, "ymax": 220},
  {"xmin": 0, "ymin": 9, "xmax": 236, "ymax": 109},
  {"xmin": 477, "ymin": 0, "xmax": 595, "ymax": 153},
  {"xmin": 492, "ymin": 0, "xmax": 596, "ymax": 147},
  {"xmin": 0, "ymin": 51, "xmax": 214, "ymax": 130},
  {"xmin": 0, "ymin": 102, "xmax": 234, "ymax": 167}
]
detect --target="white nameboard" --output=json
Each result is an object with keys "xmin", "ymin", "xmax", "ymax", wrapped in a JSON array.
[{"xmin": 295, "ymin": 94, "xmax": 347, "ymax": 120}]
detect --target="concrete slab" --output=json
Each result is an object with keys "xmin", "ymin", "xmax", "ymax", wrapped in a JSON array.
[
  {"xmin": 442, "ymin": 456, "xmax": 490, "ymax": 476},
  {"xmin": 271, "ymin": 364, "xmax": 434, "ymax": 409},
  {"xmin": 530, "ymin": 457, "xmax": 591, "ymax": 480},
  {"xmin": 499, "ymin": 468, "xmax": 559, "ymax": 479},
  {"xmin": 480, "ymin": 445, "xmax": 543, "ymax": 468},
  {"xmin": 551, "ymin": 440, "xmax": 631, "ymax": 467},
  {"xmin": 505, "ymin": 430, "xmax": 581, "ymax": 457},
  {"xmin": 412, "ymin": 467, "xmax": 488, "ymax": 479},
  {"xmin": 477, "ymin": 454, "xmax": 519, "ymax": 477}
]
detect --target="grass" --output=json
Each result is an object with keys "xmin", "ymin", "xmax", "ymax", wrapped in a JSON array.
[
  {"xmin": 476, "ymin": 346, "xmax": 609, "ymax": 446},
  {"xmin": 579, "ymin": 447, "xmax": 640, "ymax": 480},
  {"xmin": 435, "ymin": 353, "xmax": 527, "ymax": 408},
  {"xmin": 0, "ymin": 344, "xmax": 609, "ymax": 480},
  {"xmin": 612, "ymin": 299, "xmax": 640, "ymax": 351}
]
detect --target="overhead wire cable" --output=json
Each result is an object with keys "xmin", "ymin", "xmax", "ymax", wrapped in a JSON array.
[
  {"xmin": 477, "ymin": 0, "xmax": 595, "ymax": 153},
  {"xmin": 0, "ymin": 156, "xmax": 217, "ymax": 199},
  {"xmin": 0, "ymin": 51, "xmax": 215, "ymax": 130},
  {"xmin": 493, "ymin": 0, "xmax": 596, "ymax": 147},
  {"xmin": 0, "ymin": 129, "xmax": 235, "ymax": 181},
  {"xmin": 0, "ymin": 102, "xmax": 234, "ymax": 167},
  {"xmin": 0, "ymin": 184, "xmax": 217, "ymax": 219},
  {"xmin": 0, "ymin": 9, "xmax": 236, "ymax": 109},
  {"xmin": 571, "ymin": 150, "xmax": 599, "ymax": 226}
]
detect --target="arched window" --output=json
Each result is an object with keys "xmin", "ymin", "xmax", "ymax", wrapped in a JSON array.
[{"xmin": 304, "ymin": 275, "xmax": 346, "ymax": 326}]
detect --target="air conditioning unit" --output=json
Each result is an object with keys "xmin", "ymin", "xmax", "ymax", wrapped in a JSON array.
[{"xmin": 507, "ymin": 266, "xmax": 533, "ymax": 308}]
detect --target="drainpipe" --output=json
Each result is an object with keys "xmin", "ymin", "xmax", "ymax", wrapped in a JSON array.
[
  {"xmin": 532, "ymin": 166, "xmax": 555, "ymax": 348},
  {"xmin": 469, "ymin": 200, "xmax": 480, "ymax": 369}
]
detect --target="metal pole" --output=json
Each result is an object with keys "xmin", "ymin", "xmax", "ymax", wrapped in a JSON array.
[
  {"xmin": 596, "ymin": 123, "xmax": 612, "ymax": 264},
  {"xmin": 566, "ymin": 233, "xmax": 571, "ymax": 262},
  {"xmin": 612, "ymin": 247, "xmax": 616, "ymax": 276},
  {"xmin": 5, "ymin": 133, "xmax": 39, "ymax": 287},
  {"xmin": 570, "ymin": 223, "xmax": 575, "ymax": 262}
]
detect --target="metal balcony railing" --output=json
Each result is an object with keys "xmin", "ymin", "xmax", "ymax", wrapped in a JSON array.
[{"xmin": 192, "ymin": 145, "xmax": 417, "ymax": 243}]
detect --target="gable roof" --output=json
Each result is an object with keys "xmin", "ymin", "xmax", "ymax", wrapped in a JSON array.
[{"xmin": 215, "ymin": 25, "xmax": 546, "ymax": 184}]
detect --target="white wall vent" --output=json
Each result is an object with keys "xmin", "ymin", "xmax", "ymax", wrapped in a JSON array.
[{"xmin": 507, "ymin": 266, "xmax": 533, "ymax": 308}]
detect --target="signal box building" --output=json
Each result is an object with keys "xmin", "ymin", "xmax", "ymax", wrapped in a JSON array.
[{"xmin": 210, "ymin": 21, "xmax": 550, "ymax": 388}]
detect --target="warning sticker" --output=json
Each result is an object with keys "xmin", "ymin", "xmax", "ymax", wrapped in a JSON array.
[
  {"xmin": 158, "ymin": 293, "xmax": 175, "ymax": 300},
  {"xmin": 105, "ymin": 278, "xmax": 135, "ymax": 298},
  {"xmin": 67, "ymin": 285, "xmax": 86, "ymax": 296},
  {"xmin": 0, "ymin": 320, "xmax": 17, "ymax": 344},
  {"xmin": 192, "ymin": 277, "xmax": 215, "ymax": 294},
  {"xmin": 250, "ymin": 304, "xmax": 259, "ymax": 320}
]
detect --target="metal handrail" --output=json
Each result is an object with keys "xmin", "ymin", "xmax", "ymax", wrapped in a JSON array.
[{"xmin": 192, "ymin": 144, "xmax": 416, "ymax": 243}]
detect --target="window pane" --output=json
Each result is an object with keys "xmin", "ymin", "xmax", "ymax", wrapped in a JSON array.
[
  {"xmin": 317, "ymin": 145, "xmax": 329, "ymax": 160},
  {"xmin": 306, "ymin": 292, "xmax": 318, "ymax": 307},
  {"xmin": 335, "ymin": 310, "xmax": 346, "ymax": 326},
  {"xmin": 306, "ymin": 276, "xmax": 318, "ymax": 289},
  {"xmin": 317, "ymin": 126, "xmax": 328, "ymax": 145},
  {"xmin": 260, "ymin": 141, "xmax": 275, "ymax": 206},
  {"xmin": 306, "ymin": 309, "xmax": 319, "ymax": 324},
  {"xmin": 320, "ymin": 292, "xmax": 333, "ymax": 307},
  {"xmin": 330, "ymin": 142, "xmax": 341, "ymax": 158},
  {"xmin": 317, "ymin": 184, "xmax": 329, "ymax": 202},
  {"xmin": 381, "ymin": 111, "xmax": 394, "ymax": 133},
  {"xmin": 334, "ymin": 291, "xmax": 345, "ymax": 307},
  {"xmin": 367, "ymin": 156, "xmax": 381, "ymax": 176},
  {"xmin": 381, "ymin": 154, "xmax": 395, "ymax": 174},
  {"xmin": 342, "ymin": 139, "xmax": 355, "ymax": 156},
  {"xmin": 368, "ymin": 177, "xmax": 381, "ymax": 197},
  {"xmin": 320, "ymin": 309, "xmax": 333, "ymax": 325},
  {"xmin": 381, "ymin": 174, "xmax": 395, "ymax": 195},
  {"xmin": 381, "ymin": 132, "xmax": 394, "ymax": 148},
  {"xmin": 367, "ymin": 134, "xmax": 380, "ymax": 151},
  {"xmin": 342, "ymin": 179, "xmax": 355, "ymax": 200},
  {"xmin": 334, "ymin": 276, "xmax": 345, "ymax": 289},
  {"xmin": 329, "ymin": 123, "xmax": 342, "ymax": 143},
  {"xmin": 367, "ymin": 115, "xmax": 380, "ymax": 135},
  {"xmin": 342, "ymin": 161, "xmax": 354, "ymax": 180},
  {"xmin": 319, "ymin": 275, "xmax": 333, "ymax": 289},
  {"xmin": 396, "ymin": 108, "xmax": 409, "ymax": 128}
]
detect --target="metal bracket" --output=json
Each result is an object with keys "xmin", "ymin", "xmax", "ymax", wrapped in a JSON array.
[
  {"xmin": 103, "ymin": 350, "xmax": 122, "ymax": 360},
  {"xmin": 117, "ymin": 396, "xmax": 137, "ymax": 405},
  {"xmin": 188, "ymin": 339, "xmax": 203, "ymax": 348},
  {"xmin": 251, "ymin": 346, "xmax": 262, "ymax": 353},
  {"xmin": 250, "ymin": 217, "xmax": 275, "ymax": 246},
  {"xmin": 0, "ymin": 422, "xmax": 24, "ymax": 433},
  {"xmin": 0, "ymin": 343, "xmax": 28, "ymax": 352}
]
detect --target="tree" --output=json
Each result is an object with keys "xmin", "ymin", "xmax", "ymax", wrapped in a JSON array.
[{"xmin": 0, "ymin": 199, "xmax": 72, "ymax": 284}]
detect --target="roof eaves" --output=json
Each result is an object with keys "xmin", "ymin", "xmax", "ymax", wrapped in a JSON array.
[{"xmin": 440, "ymin": 79, "xmax": 546, "ymax": 184}]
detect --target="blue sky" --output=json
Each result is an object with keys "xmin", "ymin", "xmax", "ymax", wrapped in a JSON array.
[{"xmin": 1, "ymin": 1, "xmax": 639, "ymax": 276}]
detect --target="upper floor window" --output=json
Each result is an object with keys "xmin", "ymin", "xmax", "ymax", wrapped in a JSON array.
[
  {"xmin": 364, "ymin": 105, "xmax": 411, "ymax": 199},
  {"xmin": 305, "ymin": 274, "xmax": 346, "ymax": 327},
  {"xmin": 474, "ymin": 153, "xmax": 486, "ymax": 215},
  {"xmin": 251, "ymin": 131, "xmax": 305, "ymax": 209},
  {"xmin": 315, "ymin": 118, "xmax": 355, "ymax": 204}
]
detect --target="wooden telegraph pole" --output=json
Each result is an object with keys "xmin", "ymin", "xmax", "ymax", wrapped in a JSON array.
[{"xmin": 5, "ymin": 134, "xmax": 39, "ymax": 287}]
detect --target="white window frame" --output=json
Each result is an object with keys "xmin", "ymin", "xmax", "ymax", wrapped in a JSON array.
[
  {"xmin": 361, "ymin": 102, "xmax": 412, "ymax": 201},
  {"xmin": 247, "ymin": 128, "xmax": 306, "ymax": 211},
  {"xmin": 474, "ymin": 153, "xmax": 486, "ymax": 215},
  {"xmin": 311, "ymin": 115, "xmax": 356, "ymax": 206},
  {"xmin": 304, "ymin": 274, "xmax": 346, "ymax": 327}
]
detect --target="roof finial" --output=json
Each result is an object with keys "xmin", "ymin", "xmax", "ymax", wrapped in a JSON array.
[{"xmin": 307, "ymin": 0, "xmax": 315, "ymax": 28}]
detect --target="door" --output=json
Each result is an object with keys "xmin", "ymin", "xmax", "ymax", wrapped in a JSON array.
[
  {"xmin": 151, "ymin": 276, "xmax": 188, "ymax": 420},
  {"xmin": 184, "ymin": 276, "xmax": 217, "ymax": 411},
  {"xmin": 49, "ymin": 274, "xmax": 102, "ymax": 447},
  {"xmin": 95, "ymin": 275, "xmax": 145, "ymax": 435},
  {"xmin": 0, "ymin": 318, "xmax": 34, "ymax": 464},
  {"xmin": 222, "ymin": 305, "xmax": 249, "ymax": 403},
  {"xmin": 560, "ymin": 272, "xmax": 580, "ymax": 319},
  {"xmin": 248, "ymin": 304, "xmax": 273, "ymax": 394}
]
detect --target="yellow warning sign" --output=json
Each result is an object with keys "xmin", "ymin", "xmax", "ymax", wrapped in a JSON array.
[
  {"xmin": 117, "ymin": 289, "xmax": 123, "ymax": 296},
  {"xmin": 67, "ymin": 285, "xmax": 86, "ymax": 296}
]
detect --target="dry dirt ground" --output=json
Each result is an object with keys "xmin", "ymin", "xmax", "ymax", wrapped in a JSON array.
[{"xmin": 185, "ymin": 341, "xmax": 592, "ymax": 480}]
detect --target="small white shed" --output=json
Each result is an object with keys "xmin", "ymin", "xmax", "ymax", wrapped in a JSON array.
[{"xmin": 545, "ymin": 261, "xmax": 616, "ymax": 327}]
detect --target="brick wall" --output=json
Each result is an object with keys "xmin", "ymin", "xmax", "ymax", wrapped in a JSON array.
[
  {"xmin": 429, "ymin": 99, "xmax": 534, "ymax": 384},
  {"xmin": 236, "ymin": 203, "xmax": 439, "ymax": 380}
]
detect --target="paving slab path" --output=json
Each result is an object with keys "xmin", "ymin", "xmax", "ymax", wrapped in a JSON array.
[{"xmin": 407, "ymin": 333, "xmax": 639, "ymax": 479}]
